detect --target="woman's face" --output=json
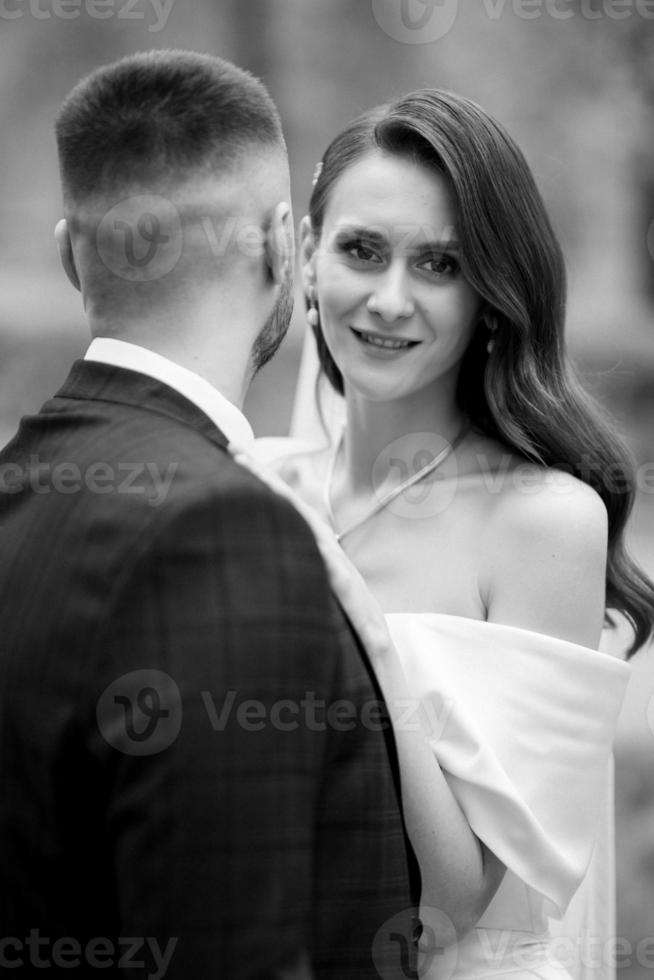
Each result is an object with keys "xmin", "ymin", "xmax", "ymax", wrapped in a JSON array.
[{"xmin": 304, "ymin": 150, "xmax": 481, "ymax": 403}]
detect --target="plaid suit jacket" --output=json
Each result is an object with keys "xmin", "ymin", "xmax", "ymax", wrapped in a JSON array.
[{"xmin": 0, "ymin": 360, "xmax": 420, "ymax": 979}]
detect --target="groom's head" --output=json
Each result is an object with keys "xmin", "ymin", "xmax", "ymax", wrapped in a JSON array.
[{"xmin": 54, "ymin": 50, "xmax": 294, "ymax": 380}]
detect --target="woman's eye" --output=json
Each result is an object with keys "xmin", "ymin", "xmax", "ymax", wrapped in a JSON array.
[
  {"xmin": 341, "ymin": 240, "xmax": 383, "ymax": 264},
  {"xmin": 418, "ymin": 254, "xmax": 460, "ymax": 277}
]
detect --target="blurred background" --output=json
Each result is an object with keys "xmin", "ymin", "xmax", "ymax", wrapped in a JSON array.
[{"xmin": 0, "ymin": 0, "xmax": 652, "ymax": 973}]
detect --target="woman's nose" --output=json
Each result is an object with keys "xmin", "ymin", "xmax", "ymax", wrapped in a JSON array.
[{"xmin": 366, "ymin": 264, "xmax": 414, "ymax": 322}]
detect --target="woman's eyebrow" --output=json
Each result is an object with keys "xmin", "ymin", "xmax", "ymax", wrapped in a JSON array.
[
  {"xmin": 332, "ymin": 225, "xmax": 461, "ymax": 253},
  {"xmin": 333, "ymin": 225, "xmax": 388, "ymax": 245}
]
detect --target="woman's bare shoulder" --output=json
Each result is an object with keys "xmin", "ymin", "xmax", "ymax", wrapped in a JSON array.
[
  {"xmin": 462, "ymin": 432, "xmax": 607, "ymax": 534},
  {"xmin": 484, "ymin": 455, "xmax": 607, "ymax": 540},
  {"xmin": 469, "ymin": 437, "xmax": 608, "ymax": 646}
]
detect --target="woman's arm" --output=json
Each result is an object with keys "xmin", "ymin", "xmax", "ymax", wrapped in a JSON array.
[
  {"xmin": 378, "ymin": 474, "xmax": 609, "ymax": 933},
  {"xmin": 316, "ymin": 471, "xmax": 610, "ymax": 942},
  {"xmin": 369, "ymin": 632, "xmax": 507, "ymax": 936}
]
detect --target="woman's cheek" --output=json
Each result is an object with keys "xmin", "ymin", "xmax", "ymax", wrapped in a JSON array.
[{"xmin": 319, "ymin": 263, "xmax": 364, "ymax": 312}]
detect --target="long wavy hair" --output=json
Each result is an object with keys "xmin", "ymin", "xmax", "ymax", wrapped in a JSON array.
[{"xmin": 307, "ymin": 89, "xmax": 654, "ymax": 658}]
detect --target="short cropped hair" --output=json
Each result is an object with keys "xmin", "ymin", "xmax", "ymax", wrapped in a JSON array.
[{"xmin": 55, "ymin": 49, "xmax": 286, "ymax": 203}]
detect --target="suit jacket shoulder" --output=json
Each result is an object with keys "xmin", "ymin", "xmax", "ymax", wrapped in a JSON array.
[{"xmin": 0, "ymin": 361, "xmax": 419, "ymax": 979}]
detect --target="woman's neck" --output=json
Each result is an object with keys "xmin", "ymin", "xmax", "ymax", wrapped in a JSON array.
[{"xmin": 339, "ymin": 381, "xmax": 467, "ymax": 497}]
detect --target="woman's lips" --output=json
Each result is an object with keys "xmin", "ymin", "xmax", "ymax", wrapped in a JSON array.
[{"xmin": 350, "ymin": 327, "xmax": 421, "ymax": 351}]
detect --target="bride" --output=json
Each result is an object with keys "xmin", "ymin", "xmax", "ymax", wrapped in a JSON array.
[{"xmin": 251, "ymin": 90, "xmax": 654, "ymax": 980}]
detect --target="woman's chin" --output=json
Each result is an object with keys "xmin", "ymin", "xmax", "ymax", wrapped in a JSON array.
[{"xmin": 340, "ymin": 371, "xmax": 415, "ymax": 404}]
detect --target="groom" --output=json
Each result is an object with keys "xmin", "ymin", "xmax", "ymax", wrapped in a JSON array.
[{"xmin": 0, "ymin": 52, "xmax": 419, "ymax": 978}]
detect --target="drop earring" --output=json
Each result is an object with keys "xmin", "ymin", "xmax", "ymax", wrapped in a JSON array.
[
  {"xmin": 307, "ymin": 290, "xmax": 319, "ymax": 328},
  {"xmin": 486, "ymin": 316, "xmax": 498, "ymax": 354}
]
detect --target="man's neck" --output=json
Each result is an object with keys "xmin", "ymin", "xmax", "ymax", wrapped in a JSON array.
[{"xmin": 88, "ymin": 327, "xmax": 252, "ymax": 410}]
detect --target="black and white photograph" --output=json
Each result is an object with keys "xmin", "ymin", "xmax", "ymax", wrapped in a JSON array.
[{"xmin": 0, "ymin": 2, "xmax": 652, "ymax": 978}]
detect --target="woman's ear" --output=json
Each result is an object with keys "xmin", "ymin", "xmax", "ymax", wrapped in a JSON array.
[
  {"xmin": 265, "ymin": 202, "xmax": 294, "ymax": 286},
  {"xmin": 300, "ymin": 215, "xmax": 318, "ymax": 296}
]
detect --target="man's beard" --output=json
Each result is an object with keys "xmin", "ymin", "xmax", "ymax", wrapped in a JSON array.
[{"xmin": 250, "ymin": 273, "xmax": 295, "ymax": 375}]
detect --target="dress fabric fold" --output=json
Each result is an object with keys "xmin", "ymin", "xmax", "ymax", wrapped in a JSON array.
[{"xmin": 385, "ymin": 613, "xmax": 630, "ymax": 980}]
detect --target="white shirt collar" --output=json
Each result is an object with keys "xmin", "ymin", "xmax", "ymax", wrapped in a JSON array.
[{"xmin": 84, "ymin": 337, "xmax": 254, "ymax": 449}]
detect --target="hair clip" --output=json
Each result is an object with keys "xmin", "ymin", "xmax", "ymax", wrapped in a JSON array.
[{"xmin": 312, "ymin": 161, "xmax": 324, "ymax": 187}]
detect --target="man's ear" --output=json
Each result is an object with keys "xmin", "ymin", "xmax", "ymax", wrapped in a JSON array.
[
  {"xmin": 299, "ymin": 215, "xmax": 317, "ymax": 296},
  {"xmin": 264, "ymin": 202, "xmax": 294, "ymax": 286},
  {"xmin": 54, "ymin": 219, "xmax": 81, "ymax": 292}
]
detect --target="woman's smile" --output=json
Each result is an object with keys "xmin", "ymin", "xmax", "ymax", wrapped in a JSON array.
[{"xmin": 350, "ymin": 326, "xmax": 422, "ymax": 354}]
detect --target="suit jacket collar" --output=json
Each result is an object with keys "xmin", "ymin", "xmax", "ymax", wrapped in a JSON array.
[
  {"xmin": 84, "ymin": 337, "xmax": 254, "ymax": 447},
  {"xmin": 54, "ymin": 359, "xmax": 230, "ymax": 454}
]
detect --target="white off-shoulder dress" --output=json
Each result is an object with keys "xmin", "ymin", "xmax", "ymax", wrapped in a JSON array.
[
  {"xmin": 247, "ymin": 437, "xmax": 632, "ymax": 980},
  {"xmin": 384, "ymin": 614, "xmax": 630, "ymax": 980}
]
